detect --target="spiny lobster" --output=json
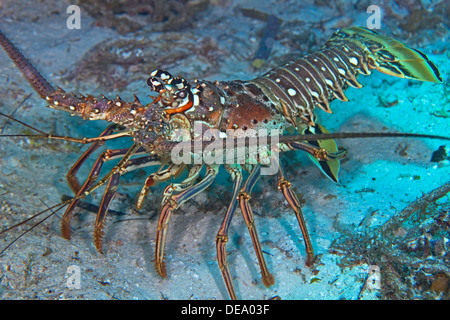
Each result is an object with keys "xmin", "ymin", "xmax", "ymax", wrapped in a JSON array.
[{"xmin": 0, "ymin": 26, "xmax": 446, "ymax": 299}]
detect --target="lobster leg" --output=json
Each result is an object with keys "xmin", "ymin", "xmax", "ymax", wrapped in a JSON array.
[
  {"xmin": 154, "ymin": 166, "xmax": 218, "ymax": 277},
  {"xmin": 284, "ymin": 140, "xmax": 347, "ymax": 162},
  {"xmin": 61, "ymin": 146, "xmax": 159, "ymax": 240},
  {"xmin": 160, "ymin": 165, "xmax": 204, "ymax": 206},
  {"xmin": 135, "ymin": 163, "xmax": 187, "ymax": 211},
  {"xmin": 93, "ymin": 154, "xmax": 161, "ymax": 253},
  {"xmin": 66, "ymin": 124, "xmax": 123, "ymax": 193},
  {"xmin": 276, "ymin": 159, "xmax": 314, "ymax": 266},
  {"xmin": 238, "ymin": 165, "xmax": 275, "ymax": 288},
  {"xmin": 216, "ymin": 166, "xmax": 243, "ymax": 300},
  {"xmin": 94, "ymin": 171, "xmax": 120, "ymax": 253},
  {"xmin": 281, "ymin": 139, "xmax": 347, "ymax": 183},
  {"xmin": 62, "ymin": 147, "xmax": 130, "ymax": 240}
]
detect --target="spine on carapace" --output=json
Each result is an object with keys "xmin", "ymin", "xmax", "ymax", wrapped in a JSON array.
[{"xmin": 0, "ymin": 29, "xmax": 55, "ymax": 98}]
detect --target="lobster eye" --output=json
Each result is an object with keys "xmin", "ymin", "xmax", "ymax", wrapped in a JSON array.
[
  {"xmin": 147, "ymin": 77, "xmax": 164, "ymax": 92},
  {"xmin": 176, "ymin": 90, "xmax": 187, "ymax": 99}
]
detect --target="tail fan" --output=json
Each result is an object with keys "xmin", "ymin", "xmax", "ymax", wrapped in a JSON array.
[{"xmin": 329, "ymin": 26, "xmax": 443, "ymax": 83}]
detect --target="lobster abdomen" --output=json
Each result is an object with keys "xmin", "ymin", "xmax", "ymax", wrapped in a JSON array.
[{"xmin": 250, "ymin": 27, "xmax": 443, "ymax": 128}]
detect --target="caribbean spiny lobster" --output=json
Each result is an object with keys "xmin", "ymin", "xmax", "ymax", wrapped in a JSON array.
[{"xmin": 0, "ymin": 27, "xmax": 445, "ymax": 299}]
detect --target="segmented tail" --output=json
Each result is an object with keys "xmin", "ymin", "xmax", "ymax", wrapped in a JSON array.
[
  {"xmin": 250, "ymin": 27, "xmax": 443, "ymax": 183},
  {"xmin": 328, "ymin": 26, "xmax": 443, "ymax": 83},
  {"xmin": 0, "ymin": 29, "xmax": 55, "ymax": 98}
]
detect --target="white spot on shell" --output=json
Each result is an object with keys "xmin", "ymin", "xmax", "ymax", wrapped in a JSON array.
[
  {"xmin": 306, "ymin": 77, "xmax": 311, "ymax": 82},
  {"xmin": 160, "ymin": 73, "xmax": 170, "ymax": 80},
  {"xmin": 349, "ymin": 57, "xmax": 358, "ymax": 65},
  {"xmin": 193, "ymin": 94, "xmax": 200, "ymax": 107},
  {"xmin": 338, "ymin": 68, "xmax": 346, "ymax": 75},
  {"xmin": 287, "ymin": 88, "xmax": 296, "ymax": 96}
]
